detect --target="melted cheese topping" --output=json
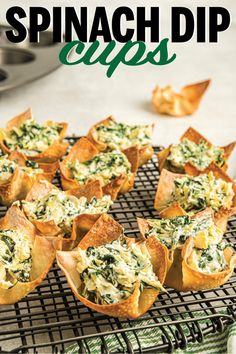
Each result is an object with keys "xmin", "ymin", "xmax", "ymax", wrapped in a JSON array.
[
  {"xmin": 67, "ymin": 150, "xmax": 131, "ymax": 186},
  {"xmin": 167, "ymin": 138, "xmax": 225, "ymax": 170},
  {"xmin": 76, "ymin": 237, "xmax": 164, "ymax": 305},
  {"xmin": 22, "ymin": 189, "xmax": 113, "ymax": 234},
  {"xmin": 4, "ymin": 118, "xmax": 62, "ymax": 156},
  {"xmin": 0, "ymin": 229, "xmax": 32, "ymax": 289},
  {"xmin": 0, "ymin": 155, "xmax": 43, "ymax": 184},
  {"xmin": 146, "ymin": 214, "xmax": 222, "ymax": 251},
  {"xmin": 95, "ymin": 120, "xmax": 153, "ymax": 150},
  {"xmin": 171, "ymin": 172, "xmax": 234, "ymax": 213},
  {"xmin": 188, "ymin": 243, "xmax": 228, "ymax": 274}
]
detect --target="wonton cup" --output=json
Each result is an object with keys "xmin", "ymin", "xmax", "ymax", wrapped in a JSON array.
[
  {"xmin": 137, "ymin": 205, "xmax": 236, "ymax": 292},
  {"xmin": 180, "ymin": 237, "xmax": 236, "ymax": 292},
  {"xmin": 154, "ymin": 167, "xmax": 236, "ymax": 232},
  {"xmin": 21, "ymin": 179, "xmax": 107, "ymax": 248},
  {"xmin": 152, "ymin": 80, "xmax": 210, "ymax": 117},
  {"xmin": 157, "ymin": 127, "xmax": 235, "ymax": 173},
  {"xmin": 0, "ymin": 151, "xmax": 58, "ymax": 206},
  {"xmin": 0, "ymin": 108, "xmax": 69, "ymax": 163},
  {"xmin": 0, "ymin": 205, "xmax": 55, "ymax": 304},
  {"xmin": 87, "ymin": 116, "xmax": 154, "ymax": 166},
  {"xmin": 60, "ymin": 137, "xmax": 139, "ymax": 200},
  {"xmin": 57, "ymin": 213, "xmax": 168, "ymax": 318}
]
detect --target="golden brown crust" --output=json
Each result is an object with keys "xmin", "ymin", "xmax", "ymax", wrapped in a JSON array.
[
  {"xmin": 0, "ymin": 151, "xmax": 58, "ymax": 206},
  {"xmin": 0, "ymin": 108, "xmax": 69, "ymax": 163},
  {"xmin": 159, "ymin": 203, "xmax": 187, "ymax": 219},
  {"xmin": 180, "ymin": 127, "xmax": 211, "ymax": 145},
  {"xmin": 57, "ymin": 214, "xmax": 167, "ymax": 318},
  {"xmin": 157, "ymin": 146, "xmax": 172, "ymax": 172},
  {"xmin": 139, "ymin": 145, "xmax": 154, "ymax": 166},
  {"xmin": 152, "ymin": 80, "xmax": 210, "ymax": 117},
  {"xmin": 154, "ymin": 169, "xmax": 183, "ymax": 211},
  {"xmin": 60, "ymin": 137, "xmax": 138, "ymax": 200},
  {"xmin": 87, "ymin": 116, "xmax": 154, "ymax": 166},
  {"xmin": 157, "ymin": 128, "xmax": 235, "ymax": 173},
  {"xmin": 0, "ymin": 205, "xmax": 55, "ymax": 304}
]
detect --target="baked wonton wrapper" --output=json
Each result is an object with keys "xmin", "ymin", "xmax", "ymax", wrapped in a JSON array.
[
  {"xmin": 20, "ymin": 179, "xmax": 108, "ymax": 247},
  {"xmin": 154, "ymin": 167, "xmax": 236, "ymax": 232},
  {"xmin": 0, "ymin": 151, "xmax": 58, "ymax": 206},
  {"xmin": 0, "ymin": 108, "xmax": 69, "ymax": 163},
  {"xmin": 0, "ymin": 205, "xmax": 55, "ymax": 304},
  {"xmin": 152, "ymin": 80, "xmax": 210, "ymax": 117},
  {"xmin": 57, "ymin": 213, "xmax": 168, "ymax": 318},
  {"xmin": 87, "ymin": 116, "xmax": 154, "ymax": 166},
  {"xmin": 137, "ymin": 205, "xmax": 236, "ymax": 292},
  {"xmin": 60, "ymin": 137, "xmax": 139, "ymax": 200},
  {"xmin": 157, "ymin": 127, "xmax": 235, "ymax": 173}
]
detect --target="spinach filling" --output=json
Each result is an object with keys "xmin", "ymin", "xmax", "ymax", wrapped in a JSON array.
[
  {"xmin": 188, "ymin": 243, "xmax": 230, "ymax": 274},
  {"xmin": 0, "ymin": 155, "xmax": 43, "ymax": 183},
  {"xmin": 146, "ymin": 214, "xmax": 222, "ymax": 251},
  {"xmin": 0, "ymin": 156, "xmax": 16, "ymax": 183},
  {"xmin": 0, "ymin": 229, "xmax": 32, "ymax": 289},
  {"xmin": 95, "ymin": 121, "xmax": 152, "ymax": 150},
  {"xmin": 22, "ymin": 190, "xmax": 113, "ymax": 234},
  {"xmin": 146, "ymin": 214, "xmax": 232, "ymax": 274},
  {"xmin": 171, "ymin": 172, "xmax": 234, "ymax": 213},
  {"xmin": 76, "ymin": 237, "xmax": 164, "ymax": 305},
  {"xmin": 67, "ymin": 150, "xmax": 131, "ymax": 186},
  {"xmin": 4, "ymin": 118, "xmax": 62, "ymax": 156},
  {"xmin": 167, "ymin": 138, "xmax": 225, "ymax": 170}
]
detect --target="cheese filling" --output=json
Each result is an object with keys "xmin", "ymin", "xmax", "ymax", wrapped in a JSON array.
[
  {"xmin": 167, "ymin": 138, "xmax": 225, "ymax": 170},
  {"xmin": 146, "ymin": 214, "xmax": 222, "ymax": 251},
  {"xmin": 21, "ymin": 189, "xmax": 113, "ymax": 233},
  {"xmin": 0, "ymin": 155, "xmax": 43, "ymax": 184},
  {"xmin": 0, "ymin": 229, "xmax": 32, "ymax": 289},
  {"xmin": 67, "ymin": 150, "xmax": 132, "ymax": 186},
  {"xmin": 188, "ymin": 243, "xmax": 228, "ymax": 274},
  {"xmin": 171, "ymin": 172, "xmax": 234, "ymax": 213},
  {"xmin": 76, "ymin": 237, "xmax": 164, "ymax": 305},
  {"xmin": 4, "ymin": 118, "xmax": 62, "ymax": 156},
  {"xmin": 95, "ymin": 121, "xmax": 153, "ymax": 150}
]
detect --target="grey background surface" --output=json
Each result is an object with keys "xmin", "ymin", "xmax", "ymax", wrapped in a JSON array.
[{"xmin": 0, "ymin": 0, "xmax": 235, "ymax": 175}]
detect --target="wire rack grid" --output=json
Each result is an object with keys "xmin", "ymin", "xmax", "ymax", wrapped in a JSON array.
[{"xmin": 0, "ymin": 137, "xmax": 236, "ymax": 353}]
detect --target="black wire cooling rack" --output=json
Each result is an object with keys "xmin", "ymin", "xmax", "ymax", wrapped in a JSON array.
[{"xmin": 0, "ymin": 137, "xmax": 236, "ymax": 354}]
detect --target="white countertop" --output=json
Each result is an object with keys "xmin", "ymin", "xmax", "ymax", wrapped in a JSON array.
[{"xmin": 0, "ymin": 0, "xmax": 235, "ymax": 175}]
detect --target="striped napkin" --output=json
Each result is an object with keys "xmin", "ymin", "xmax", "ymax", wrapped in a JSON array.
[{"xmin": 65, "ymin": 311, "xmax": 235, "ymax": 354}]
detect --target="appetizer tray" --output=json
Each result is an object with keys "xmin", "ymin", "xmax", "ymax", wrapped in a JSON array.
[{"xmin": 0, "ymin": 137, "xmax": 236, "ymax": 353}]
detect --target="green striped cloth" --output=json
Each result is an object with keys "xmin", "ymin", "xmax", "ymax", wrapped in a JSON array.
[{"xmin": 65, "ymin": 311, "xmax": 236, "ymax": 354}]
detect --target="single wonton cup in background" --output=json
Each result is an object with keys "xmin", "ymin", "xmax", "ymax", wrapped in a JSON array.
[
  {"xmin": 157, "ymin": 127, "xmax": 235, "ymax": 173},
  {"xmin": 152, "ymin": 80, "xmax": 210, "ymax": 117},
  {"xmin": 154, "ymin": 167, "xmax": 236, "ymax": 232},
  {"xmin": 20, "ymin": 179, "xmax": 109, "ymax": 249},
  {"xmin": 0, "ymin": 108, "xmax": 69, "ymax": 163},
  {"xmin": 0, "ymin": 151, "xmax": 58, "ymax": 206},
  {"xmin": 57, "ymin": 213, "xmax": 168, "ymax": 318},
  {"xmin": 0, "ymin": 205, "xmax": 55, "ymax": 304},
  {"xmin": 87, "ymin": 116, "xmax": 154, "ymax": 166},
  {"xmin": 60, "ymin": 137, "xmax": 139, "ymax": 200},
  {"xmin": 137, "ymin": 206, "xmax": 235, "ymax": 292}
]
